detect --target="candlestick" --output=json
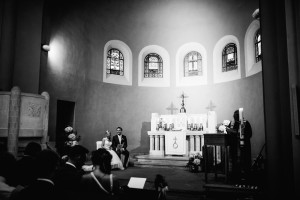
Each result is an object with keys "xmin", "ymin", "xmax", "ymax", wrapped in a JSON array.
[{"xmin": 239, "ymin": 108, "xmax": 243, "ymax": 123}]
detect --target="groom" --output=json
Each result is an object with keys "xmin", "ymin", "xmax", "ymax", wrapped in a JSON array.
[{"xmin": 112, "ymin": 126, "xmax": 129, "ymax": 168}]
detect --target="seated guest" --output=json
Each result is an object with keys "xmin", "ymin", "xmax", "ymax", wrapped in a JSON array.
[
  {"xmin": 111, "ymin": 127, "xmax": 129, "ymax": 168},
  {"xmin": 154, "ymin": 174, "xmax": 168, "ymax": 200},
  {"xmin": 12, "ymin": 149, "xmax": 60, "ymax": 200},
  {"xmin": 0, "ymin": 151, "xmax": 17, "ymax": 200},
  {"xmin": 53, "ymin": 145, "xmax": 89, "ymax": 200},
  {"xmin": 80, "ymin": 148, "xmax": 122, "ymax": 199},
  {"xmin": 15, "ymin": 141, "xmax": 42, "ymax": 187},
  {"xmin": 101, "ymin": 130, "xmax": 124, "ymax": 170}
]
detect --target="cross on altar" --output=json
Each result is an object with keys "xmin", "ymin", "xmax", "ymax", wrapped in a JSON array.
[
  {"xmin": 206, "ymin": 100, "xmax": 216, "ymax": 111},
  {"xmin": 179, "ymin": 92, "xmax": 188, "ymax": 113},
  {"xmin": 166, "ymin": 102, "xmax": 178, "ymax": 115},
  {"xmin": 173, "ymin": 136, "xmax": 178, "ymax": 149},
  {"xmin": 167, "ymin": 102, "xmax": 178, "ymax": 115}
]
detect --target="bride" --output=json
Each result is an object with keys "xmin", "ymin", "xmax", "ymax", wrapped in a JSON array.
[{"xmin": 101, "ymin": 130, "xmax": 124, "ymax": 170}]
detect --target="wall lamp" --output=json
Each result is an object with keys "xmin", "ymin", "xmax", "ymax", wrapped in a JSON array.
[
  {"xmin": 42, "ymin": 44, "xmax": 50, "ymax": 52},
  {"xmin": 252, "ymin": 8, "xmax": 260, "ymax": 19}
]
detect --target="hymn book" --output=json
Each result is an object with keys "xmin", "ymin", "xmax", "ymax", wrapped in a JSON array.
[{"xmin": 127, "ymin": 177, "xmax": 147, "ymax": 189}]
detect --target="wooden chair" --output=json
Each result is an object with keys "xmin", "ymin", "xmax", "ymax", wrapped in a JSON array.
[{"xmin": 96, "ymin": 141, "xmax": 103, "ymax": 150}]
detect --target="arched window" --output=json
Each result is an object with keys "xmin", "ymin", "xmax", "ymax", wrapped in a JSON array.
[
  {"xmin": 106, "ymin": 48, "xmax": 124, "ymax": 76},
  {"xmin": 222, "ymin": 43, "xmax": 238, "ymax": 72},
  {"xmin": 144, "ymin": 53, "xmax": 163, "ymax": 78},
  {"xmin": 255, "ymin": 29, "xmax": 262, "ymax": 62},
  {"xmin": 184, "ymin": 51, "xmax": 202, "ymax": 77},
  {"xmin": 245, "ymin": 20, "xmax": 261, "ymax": 77}
]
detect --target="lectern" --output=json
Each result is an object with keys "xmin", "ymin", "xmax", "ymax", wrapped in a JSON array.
[{"xmin": 204, "ymin": 133, "xmax": 234, "ymax": 183}]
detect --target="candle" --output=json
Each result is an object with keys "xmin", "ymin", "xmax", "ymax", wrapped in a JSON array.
[{"xmin": 239, "ymin": 108, "xmax": 243, "ymax": 122}]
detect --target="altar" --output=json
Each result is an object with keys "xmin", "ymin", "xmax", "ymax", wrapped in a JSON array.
[{"xmin": 147, "ymin": 112, "xmax": 217, "ymax": 156}]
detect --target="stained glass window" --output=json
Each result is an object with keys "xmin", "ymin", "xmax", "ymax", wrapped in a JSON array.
[
  {"xmin": 184, "ymin": 51, "xmax": 202, "ymax": 77},
  {"xmin": 106, "ymin": 48, "xmax": 124, "ymax": 76},
  {"xmin": 144, "ymin": 53, "xmax": 163, "ymax": 78},
  {"xmin": 222, "ymin": 43, "xmax": 238, "ymax": 72},
  {"xmin": 255, "ymin": 29, "xmax": 262, "ymax": 62}
]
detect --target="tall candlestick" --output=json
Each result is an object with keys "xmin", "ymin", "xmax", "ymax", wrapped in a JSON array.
[{"xmin": 239, "ymin": 108, "xmax": 243, "ymax": 123}]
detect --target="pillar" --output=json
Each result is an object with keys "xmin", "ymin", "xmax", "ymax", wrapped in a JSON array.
[
  {"xmin": 41, "ymin": 91, "xmax": 49, "ymax": 149},
  {"xmin": 155, "ymin": 135, "xmax": 159, "ymax": 151},
  {"xmin": 7, "ymin": 86, "xmax": 21, "ymax": 156},
  {"xmin": 159, "ymin": 135, "xmax": 164, "ymax": 153},
  {"xmin": 190, "ymin": 135, "xmax": 195, "ymax": 152},
  {"xmin": 149, "ymin": 135, "xmax": 154, "ymax": 151},
  {"xmin": 195, "ymin": 135, "xmax": 200, "ymax": 152}
]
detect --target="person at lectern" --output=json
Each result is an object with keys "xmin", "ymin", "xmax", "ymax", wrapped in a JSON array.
[
  {"xmin": 225, "ymin": 109, "xmax": 252, "ymax": 183},
  {"xmin": 112, "ymin": 127, "xmax": 129, "ymax": 169}
]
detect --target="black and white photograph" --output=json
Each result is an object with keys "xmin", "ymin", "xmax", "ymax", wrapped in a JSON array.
[{"xmin": 0, "ymin": 0, "xmax": 299, "ymax": 199}]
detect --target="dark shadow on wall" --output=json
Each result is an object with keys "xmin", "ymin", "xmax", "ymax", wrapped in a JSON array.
[{"xmin": 130, "ymin": 122, "xmax": 150, "ymax": 155}]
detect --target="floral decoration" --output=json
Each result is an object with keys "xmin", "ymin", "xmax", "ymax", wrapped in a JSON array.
[
  {"xmin": 216, "ymin": 120, "xmax": 231, "ymax": 133},
  {"xmin": 64, "ymin": 126, "xmax": 81, "ymax": 147},
  {"xmin": 186, "ymin": 152, "xmax": 203, "ymax": 173}
]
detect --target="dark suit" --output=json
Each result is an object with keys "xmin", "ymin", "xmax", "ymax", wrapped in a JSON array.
[
  {"xmin": 227, "ymin": 120, "xmax": 252, "ymax": 182},
  {"xmin": 15, "ymin": 155, "xmax": 38, "ymax": 187},
  {"xmin": 112, "ymin": 134, "xmax": 129, "ymax": 167},
  {"xmin": 14, "ymin": 179, "xmax": 57, "ymax": 200},
  {"xmin": 53, "ymin": 162, "xmax": 83, "ymax": 200}
]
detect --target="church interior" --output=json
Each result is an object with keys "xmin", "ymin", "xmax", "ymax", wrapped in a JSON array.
[{"xmin": 0, "ymin": 0, "xmax": 299, "ymax": 199}]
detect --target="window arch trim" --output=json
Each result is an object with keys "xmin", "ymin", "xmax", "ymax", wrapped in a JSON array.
[
  {"xmin": 138, "ymin": 45, "xmax": 170, "ymax": 87},
  {"xmin": 213, "ymin": 35, "xmax": 241, "ymax": 83},
  {"xmin": 103, "ymin": 40, "xmax": 132, "ymax": 86},
  {"xmin": 175, "ymin": 42, "xmax": 208, "ymax": 86},
  {"xmin": 244, "ymin": 19, "xmax": 262, "ymax": 77}
]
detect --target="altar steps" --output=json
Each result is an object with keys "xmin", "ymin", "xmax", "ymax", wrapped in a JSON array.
[{"xmin": 133, "ymin": 155, "xmax": 189, "ymax": 168}]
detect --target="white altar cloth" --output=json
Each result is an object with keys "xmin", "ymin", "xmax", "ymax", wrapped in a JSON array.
[{"xmin": 165, "ymin": 131, "xmax": 186, "ymax": 155}]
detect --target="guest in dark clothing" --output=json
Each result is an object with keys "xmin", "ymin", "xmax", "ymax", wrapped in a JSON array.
[
  {"xmin": 13, "ymin": 149, "xmax": 60, "ymax": 200},
  {"xmin": 0, "ymin": 151, "xmax": 17, "ymax": 200},
  {"xmin": 0, "ymin": 142, "xmax": 7, "ymax": 153},
  {"xmin": 226, "ymin": 110, "xmax": 252, "ymax": 183},
  {"xmin": 23, "ymin": 141, "xmax": 42, "ymax": 157},
  {"xmin": 154, "ymin": 174, "xmax": 168, "ymax": 200},
  {"xmin": 15, "ymin": 142, "xmax": 42, "ymax": 187},
  {"xmin": 80, "ymin": 148, "xmax": 122, "ymax": 199},
  {"xmin": 53, "ymin": 145, "xmax": 89, "ymax": 200}
]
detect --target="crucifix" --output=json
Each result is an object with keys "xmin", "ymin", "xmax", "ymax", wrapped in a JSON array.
[
  {"xmin": 166, "ymin": 102, "xmax": 178, "ymax": 115},
  {"xmin": 173, "ymin": 136, "xmax": 178, "ymax": 149},
  {"xmin": 179, "ymin": 92, "xmax": 188, "ymax": 113},
  {"xmin": 206, "ymin": 100, "xmax": 216, "ymax": 111}
]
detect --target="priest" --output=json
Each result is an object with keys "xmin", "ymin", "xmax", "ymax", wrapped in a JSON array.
[{"xmin": 226, "ymin": 109, "xmax": 252, "ymax": 183}]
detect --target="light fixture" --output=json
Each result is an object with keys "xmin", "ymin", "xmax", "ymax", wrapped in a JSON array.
[
  {"xmin": 252, "ymin": 8, "xmax": 260, "ymax": 19},
  {"xmin": 42, "ymin": 44, "xmax": 50, "ymax": 52}
]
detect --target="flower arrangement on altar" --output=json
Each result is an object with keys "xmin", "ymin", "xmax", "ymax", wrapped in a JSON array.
[
  {"xmin": 64, "ymin": 126, "xmax": 81, "ymax": 147},
  {"xmin": 216, "ymin": 120, "xmax": 231, "ymax": 133},
  {"xmin": 186, "ymin": 152, "xmax": 203, "ymax": 173}
]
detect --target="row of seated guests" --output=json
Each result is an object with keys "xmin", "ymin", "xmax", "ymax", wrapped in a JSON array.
[{"xmin": 0, "ymin": 142, "xmax": 168, "ymax": 200}]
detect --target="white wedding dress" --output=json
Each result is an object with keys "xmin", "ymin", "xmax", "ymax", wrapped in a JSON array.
[{"xmin": 102, "ymin": 138, "xmax": 124, "ymax": 170}]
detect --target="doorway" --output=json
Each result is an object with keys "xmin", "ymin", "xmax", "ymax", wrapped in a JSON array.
[{"xmin": 55, "ymin": 100, "xmax": 75, "ymax": 155}]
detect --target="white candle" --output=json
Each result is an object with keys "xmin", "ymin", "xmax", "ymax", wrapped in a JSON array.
[{"xmin": 239, "ymin": 108, "xmax": 243, "ymax": 122}]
